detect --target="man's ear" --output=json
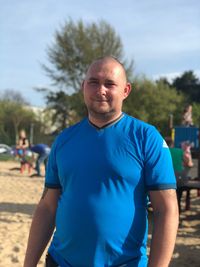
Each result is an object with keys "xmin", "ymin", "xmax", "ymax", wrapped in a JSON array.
[{"xmin": 123, "ymin": 83, "xmax": 132, "ymax": 99}]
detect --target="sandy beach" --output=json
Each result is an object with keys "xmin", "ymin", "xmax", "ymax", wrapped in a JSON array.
[{"xmin": 0, "ymin": 161, "xmax": 200, "ymax": 267}]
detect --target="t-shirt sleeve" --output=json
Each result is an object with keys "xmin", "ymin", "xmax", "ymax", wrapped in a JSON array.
[
  {"xmin": 144, "ymin": 127, "xmax": 176, "ymax": 191},
  {"xmin": 45, "ymin": 139, "xmax": 61, "ymax": 189}
]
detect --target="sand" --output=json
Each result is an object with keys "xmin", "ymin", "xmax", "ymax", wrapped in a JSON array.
[{"xmin": 0, "ymin": 161, "xmax": 200, "ymax": 267}]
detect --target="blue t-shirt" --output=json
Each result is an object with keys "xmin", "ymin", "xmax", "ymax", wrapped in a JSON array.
[{"xmin": 45, "ymin": 114, "xmax": 176, "ymax": 267}]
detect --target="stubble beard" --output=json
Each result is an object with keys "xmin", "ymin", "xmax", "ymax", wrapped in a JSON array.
[{"xmin": 87, "ymin": 104, "xmax": 116, "ymax": 122}]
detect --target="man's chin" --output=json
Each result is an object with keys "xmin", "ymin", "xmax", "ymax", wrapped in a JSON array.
[
  {"xmin": 88, "ymin": 108, "xmax": 115, "ymax": 118},
  {"xmin": 89, "ymin": 105, "xmax": 110, "ymax": 113}
]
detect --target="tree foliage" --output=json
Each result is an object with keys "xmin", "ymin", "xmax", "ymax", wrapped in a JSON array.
[
  {"xmin": 0, "ymin": 90, "xmax": 51, "ymax": 145},
  {"xmin": 46, "ymin": 91, "xmax": 72, "ymax": 130},
  {"xmin": 123, "ymin": 78, "xmax": 186, "ymax": 136},
  {"xmin": 172, "ymin": 71, "xmax": 200, "ymax": 102},
  {"xmin": 0, "ymin": 89, "xmax": 29, "ymax": 105},
  {"xmin": 42, "ymin": 89, "xmax": 87, "ymax": 134},
  {"xmin": 0, "ymin": 100, "xmax": 34, "ymax": 145},
  {"xmin": 191, "ymin": 102, "xmax": 200, "ymax": 126},
  {"xmin": 159, "ymin": 70, "xmax": 200, "ymax": 104},
  {"xmin": 44, "ymin": 19, "xmax": 133, "ymax": 92}
]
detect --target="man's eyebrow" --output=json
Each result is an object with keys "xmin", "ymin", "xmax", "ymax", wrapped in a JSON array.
[
  {"xmin": 88, "ymin": 77, "xmax": 99, "ymax": 81},
  {"xmin": 87, "ymin": 77, "xmax": 116, "ymax": 84},
  {"xmin": 105, "ymin": 79, "xmax": 115, "ymax": 83}
]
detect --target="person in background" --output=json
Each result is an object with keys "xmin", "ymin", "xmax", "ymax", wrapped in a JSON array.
[
  {"xmin": 15, "ymin": 129, "xmax": 29, "ymax": 157},
  {"xmin": 181, "ymin": 141, "xmax": 194, "ymax": 177},
  {"xmin": 166, "ymin": 138, "xmax": 193, "ymax": 212},
  {"xmin": 166, "ymin": 138, "xmax": 194, "ymax": 180},
  {"xmin": 24, "ymin": 56, "xmax": 178, "ymax": 267},
  {"xmin": 181, "ymin": 104, "xmax": 193, "ymax": 127},
  {"xmin": 167, "ymin": 138, "xmax": 184, "ymax": 179},
  {"xmin": 30, "ymin": 144, "xmax": 51, "ymax": 177}
]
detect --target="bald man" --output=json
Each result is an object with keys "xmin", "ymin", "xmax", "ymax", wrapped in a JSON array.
[{"xmin": 24, "ymin": 57, "xmax": 178, "ymax": 267}]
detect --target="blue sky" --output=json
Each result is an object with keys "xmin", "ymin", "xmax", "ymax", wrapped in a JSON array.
[{"xmin": 1, "ymin": 0, "xmax": 200, "ymax": 107}]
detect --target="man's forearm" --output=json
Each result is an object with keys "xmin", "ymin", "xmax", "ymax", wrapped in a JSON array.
[
  {"xmin": 23, "ymin": 203, "xmax": 56, "ymax": 267},
  {"xmin": 148, "ymin": 208, "xmax": 179, "ymax": 267}
]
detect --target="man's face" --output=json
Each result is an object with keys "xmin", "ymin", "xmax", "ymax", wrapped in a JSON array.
[{"xmin": 82, "ymin": 59, "xmax": 131, "ymax": 120}]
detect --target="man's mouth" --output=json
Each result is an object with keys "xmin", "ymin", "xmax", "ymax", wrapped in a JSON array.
[{"xmin": 95, "ymin": 98, "xmax": 109, "ymax": 102}]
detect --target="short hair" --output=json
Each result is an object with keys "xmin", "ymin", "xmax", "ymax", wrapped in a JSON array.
[
  {"xmin": 92, "ymin": 55, "xmax": 125, "ymax": 68},
  {"xmin": 86, "ymin": 56, "xmax": 127, "ymax": 82}
]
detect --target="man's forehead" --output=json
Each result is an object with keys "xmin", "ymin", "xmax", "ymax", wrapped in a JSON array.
[
  {"xmin": 89, "ymin": 58, "xmax": 122, "ymax": 70},
  {"xmin": 86, "ymin": 61, "xmax": 123, "ymax": 78}
]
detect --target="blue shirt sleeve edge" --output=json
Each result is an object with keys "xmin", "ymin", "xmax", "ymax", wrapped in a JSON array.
[
  {"xmin": 45, "ymin": 183, "xmax": 62, "ymax": 189},
  {"xmin": 147, "ymin": 183, "xmax": 177, "ymax": 191}
]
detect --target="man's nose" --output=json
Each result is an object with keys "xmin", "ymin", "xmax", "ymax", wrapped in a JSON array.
[{"xmin": 97, "ymin": 84, "xmax": 107, "ymax": 95}]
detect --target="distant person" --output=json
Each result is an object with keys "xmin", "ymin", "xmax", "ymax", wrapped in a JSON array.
[
  {"xmin": 30, "ymin": 144, "xmax": 51, "ymax": 177},
  {"xmin": 166, "ymin": 138, "xmax": 189, "ymax": 212},
  {"xmin": 167, "ymin": 138, "xmax": 193, "ymax": 179},
  {"xmin": 15, "ymin": 129, "xmax": 30, "ymax": 159},
  {"xmin": 167, "ymin": 138, "xmax": 184, "ymax": 178},
  {"xmin": 181, "ymin": 104, "xmax": 193, "ymax": 127},
  {"xmin": 181, "ymin": 141, "xmax": 194, "ymax": 176},
  {"xmin": 24, "ymin": 56, "xmax": 178, "ymax": 267}
]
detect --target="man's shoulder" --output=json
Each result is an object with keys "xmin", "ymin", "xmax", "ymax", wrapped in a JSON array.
[
  {"xmin": 123, "ymin": 113, "xmax": 155, "ymax": 132},
  {"xmin": 53, "ymin": 119, "xmax": 87, "ymax": 148},
  {"xmin": 61, "ymin": 119, "xmax": 85, "ymax": 135}
]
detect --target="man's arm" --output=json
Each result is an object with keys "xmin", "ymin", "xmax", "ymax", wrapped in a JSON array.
[
  {"xmin": 148, "ymin": 189, "xmax": 179, "ymax": 267},
  {"xmin": 23, "ymin": 187, "xmax": 61, "ymax": 267}
]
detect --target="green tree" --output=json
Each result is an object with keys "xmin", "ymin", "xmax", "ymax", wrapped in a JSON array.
[
  {"xmin": 0, "ymin": 90, "xmax": 50, "ymax": 145},
  {"xmin": 69, "ymin": 90, "xmax": 87, "ymax": 120},
  {"xmin": 45, "ymin": 91, "xmax": 73, "ymax": 132},
  {"xmin": 0, "ymin": 89, "xmax": 29, "ymax": 105},
  {"xmin": 0, "ymin": 104, "xmax": 9, "ymax": 144},
  {"xmin": 0, "ymin": 90, "xmax": 30, "ymax": 144},
  {"xmin": 192, "ymin": 102, "xmax": 200, "ymax": 127},
  {"xmin": 43, "ymin": 19, "xmax": 133, "ymax": 93},
  {"xmin": 172, "ymin": 71, "xmax": 200, "ymax": 102},
  {"xmin": 0, "ymin": 100, "xmax": 34, "ymax": 145},
  {"xmin": 42, "ymin": 90, "xmax": 87, "ymax": 134},
  {"xmin": 123, "ymin": 78, "xmax": 186, "ymax": 136}
]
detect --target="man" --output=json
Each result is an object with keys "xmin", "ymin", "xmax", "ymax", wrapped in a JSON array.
[
  {"xmin": 30, "ymin": 144, "xmax": 51, "ymax": 177},
  {"xmin": 24, "ymin": 56, "xmax": 179, "ymax": 267}
]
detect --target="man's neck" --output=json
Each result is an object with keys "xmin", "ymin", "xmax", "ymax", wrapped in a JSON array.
[{"xmin": 88, "ymin": 112, "xmax": 123, "ymax": 128}]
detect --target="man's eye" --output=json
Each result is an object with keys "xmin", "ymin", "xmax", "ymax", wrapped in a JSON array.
[
  {"xmin": 89, "ymin": 81, "xmax": 98, "ymax": 85},
  {"xmin": 105, "ymin": 83, "xmax": 115, "ymax": 88}
]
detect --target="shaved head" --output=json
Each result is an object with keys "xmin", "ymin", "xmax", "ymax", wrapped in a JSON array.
[{"xmin": 85, "ymin": 56, "xmax": 127, "ymax": 83}]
